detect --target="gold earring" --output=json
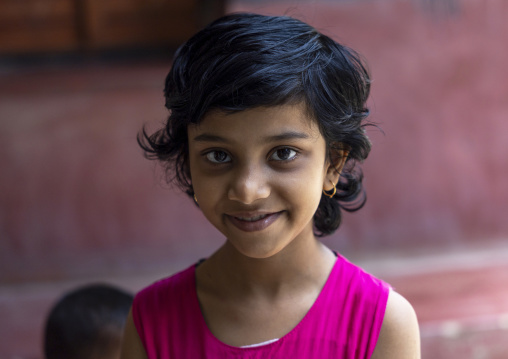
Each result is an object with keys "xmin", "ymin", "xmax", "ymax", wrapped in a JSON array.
[
  {"xmin": 193, "ymin": 193, "xmax": 198, "ymax": 203},
  {"xmin": 322, "ymin": 181, "xmax": 336, "ymax": 198}
]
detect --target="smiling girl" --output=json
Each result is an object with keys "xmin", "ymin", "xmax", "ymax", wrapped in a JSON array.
[{"xmin": 120, "ymin": 13, "xmax": 420, "ymax": 359}]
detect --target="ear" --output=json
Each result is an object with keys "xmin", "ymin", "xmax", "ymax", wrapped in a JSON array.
[{"xmin": 323, "ymin": 146, "xmax": 349, "ymax": 191}]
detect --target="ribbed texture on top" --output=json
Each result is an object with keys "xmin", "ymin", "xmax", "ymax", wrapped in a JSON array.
[{"xmin": 132, "ymin": 254, "xmax": 389, "ymax": 359}]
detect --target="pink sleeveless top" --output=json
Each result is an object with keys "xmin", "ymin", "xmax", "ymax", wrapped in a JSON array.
[{"xmin": 132, "ymin": 254, "xmax": 390, "ymax": 358}]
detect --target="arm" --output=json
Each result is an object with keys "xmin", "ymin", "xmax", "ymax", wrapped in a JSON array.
[
  {"xmin": 120, "ymin": 309, "xmax": 149, "ymax": 359},
  {"xmin": 371, "ymin": 290, "xmax": 421, "ymax": 359}
]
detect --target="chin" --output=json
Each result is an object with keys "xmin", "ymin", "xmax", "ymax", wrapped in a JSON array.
[{"xmin": 231, "ymin": 241, "xmax": 287, "ymax": 260}]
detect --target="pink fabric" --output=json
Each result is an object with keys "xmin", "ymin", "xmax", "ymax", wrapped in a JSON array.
[{"xmin": 132, "ymin": 254, "xmax": 390, "ymax": 358}]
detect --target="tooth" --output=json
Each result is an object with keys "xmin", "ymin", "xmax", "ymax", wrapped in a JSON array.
[{"xmin": 237, "ymin": 214, "xmax": 267, "ymax": 221}]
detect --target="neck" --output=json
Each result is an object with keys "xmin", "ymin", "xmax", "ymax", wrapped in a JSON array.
[{"xmin": 198, "ymin": 232, "xmax": 336, "ymax": 297}]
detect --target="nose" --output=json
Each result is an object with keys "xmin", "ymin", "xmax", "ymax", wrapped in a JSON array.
[{"xmin": 227, "ymin": 163, "xmax": 270, "ymax": 204}]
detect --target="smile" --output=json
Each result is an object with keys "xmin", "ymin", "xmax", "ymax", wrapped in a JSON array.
[
  {"xmin": 226, "ymin": 211, "xmax": 283, "ymax": 232},
  {"xmin": 234, "ymin": 214, "xmax": 270, "ymax": 222}
]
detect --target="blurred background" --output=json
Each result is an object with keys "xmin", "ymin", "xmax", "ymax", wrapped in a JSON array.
[{"xmin": 1, "ymin": 0, "xmax": 507, "ymax": 358}]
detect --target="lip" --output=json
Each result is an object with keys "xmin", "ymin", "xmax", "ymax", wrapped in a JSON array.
[{"xmin": 225, "ymin": 211, "xmax": 283, "ymax": 232}]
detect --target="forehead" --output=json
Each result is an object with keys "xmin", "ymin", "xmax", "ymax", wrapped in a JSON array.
[{"xmin": 188, "ymin": 104, "xmax": 322, "ymax": 141}]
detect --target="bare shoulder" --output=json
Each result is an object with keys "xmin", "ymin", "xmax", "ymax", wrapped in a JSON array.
[
  {"xmin": 371, "ymin": 290, "xmax": 421, "ymax": 359},
  {"xmin": 120, "ymin": 309, "xmax": 149, "ymax": 359}
]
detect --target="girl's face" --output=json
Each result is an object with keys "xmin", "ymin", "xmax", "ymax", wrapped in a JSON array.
[{"xmin": 188, "ymin": 104, "xmax": 340, "ymax": 259}]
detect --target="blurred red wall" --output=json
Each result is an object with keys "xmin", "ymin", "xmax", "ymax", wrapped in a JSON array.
[
  {"xmin": 1, "ymin": 0, "xmax": 507, "ymax": 282},
  {"xmin": 2, "ymin": 1, "xmax": 508, "ymax": 358}
]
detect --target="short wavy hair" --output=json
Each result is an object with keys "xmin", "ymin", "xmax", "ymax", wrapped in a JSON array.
[{"xmin": 139, "ymin": 13, "xmax": 372, "ymax": 236}]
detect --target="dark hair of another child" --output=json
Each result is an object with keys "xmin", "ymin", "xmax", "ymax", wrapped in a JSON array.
[
  {"xmin": 44, "ymin": 284, "xmax": 133, "ymax": 359},
  {"xmin": 138, "ymin": 13, "xmax": 373, "ymax": 236}
]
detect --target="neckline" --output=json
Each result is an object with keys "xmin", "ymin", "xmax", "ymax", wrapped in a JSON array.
[{"xmin": 190, "ymin": 255, "xmax": 340, "ymax": 351}]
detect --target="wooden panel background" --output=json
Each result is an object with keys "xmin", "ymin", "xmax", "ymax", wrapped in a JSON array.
[
  {"xmin": 0, "ymin": 0, "xmax": 78, "ymax": 52},
  {"xmin": 0, "ymin": 0, "xmax": 225, "ymax": 54}
]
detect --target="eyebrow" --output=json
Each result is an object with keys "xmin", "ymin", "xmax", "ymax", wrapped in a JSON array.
[
  {"xmin": 192, "ymin": 131, "xmax": 311, "ymax": 143},
  {"xmin": 192, "ymin": 133, "xmax": 230, "ymax": 143}
]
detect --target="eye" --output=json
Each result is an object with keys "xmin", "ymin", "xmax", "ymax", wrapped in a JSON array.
[
  {"xmin": 270, "ymin": 147, "xmax": 298, "ymax": 161},
  {"xmin": 205, "ymin": 150, "xmax": 231, "ymax": 164}
]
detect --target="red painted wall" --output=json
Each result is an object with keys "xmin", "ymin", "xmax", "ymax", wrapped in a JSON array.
[
  {"xmin": 1, "ymin": 0, "xmax": 508, "ymax": 284},
  {"xmin": 2, "ymin": 1, "xmax": 508, "ymax": 358}
]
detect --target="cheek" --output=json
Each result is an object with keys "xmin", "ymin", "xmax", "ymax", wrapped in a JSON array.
[
  {"xmin": 189, "ymin": 157, "xmax": 215, "ymax": 192},
  {"xmin": 192, "ymin": 177, "xmax": 223, "ymax": 206},
  {"xmin": 281, "ymin": 165, "xmax": 326, "ymax": 210},
  {"xmin": 190, "ymin": 171, "xmax": 227, "ymax": 218}
]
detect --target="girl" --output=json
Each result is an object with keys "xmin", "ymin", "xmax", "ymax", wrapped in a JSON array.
[{"xmin": 121, "ymin": 13, "xmax": 420, "ymax": 359}]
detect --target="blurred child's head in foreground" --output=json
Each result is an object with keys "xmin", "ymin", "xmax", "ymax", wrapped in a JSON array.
[{"xmin": 44, "ymin": 284, "xmax": 133, "ymax": 359}]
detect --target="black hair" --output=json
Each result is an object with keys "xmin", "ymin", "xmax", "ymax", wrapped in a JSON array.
[
  {"xmin": 139, "ymin": 13, "xmax": 372, "ymax": 236},
  {"xmin": 44, "ymin": 284, "xmax": 133, "ymax": 359}
]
